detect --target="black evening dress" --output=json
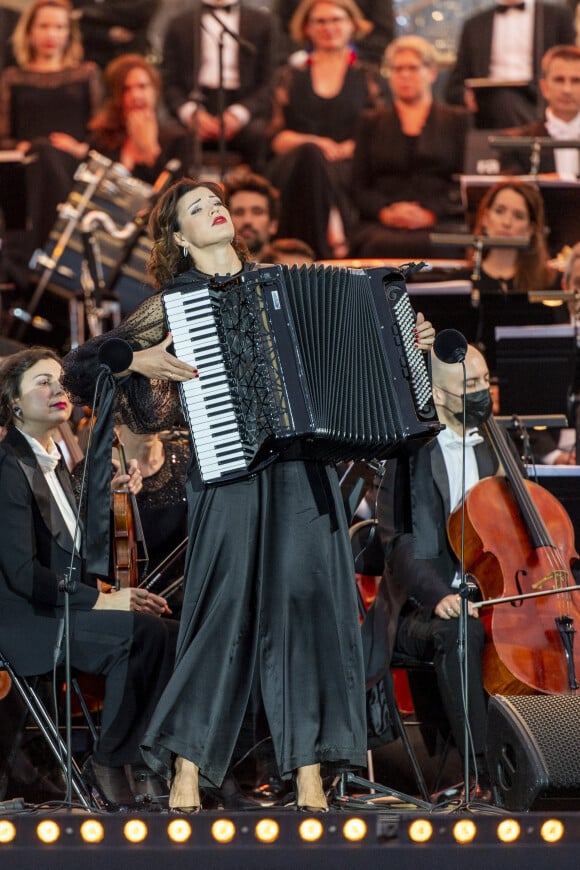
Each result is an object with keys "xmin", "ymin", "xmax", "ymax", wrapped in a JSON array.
[{"xmin": 63, "ymin": 265, "xmax": 368, "ymax": 787}]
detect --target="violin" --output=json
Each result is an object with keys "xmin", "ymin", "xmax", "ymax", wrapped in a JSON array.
[
  {"xmin": 112, "ymin": 433, "xmax": 148, "ymax": 588},
  {"xmin": 447, "ymin": 413, "xmax": 580, "ymax": 696}
]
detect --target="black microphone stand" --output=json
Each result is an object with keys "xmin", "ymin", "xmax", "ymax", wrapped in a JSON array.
[
  {"xmin": 55, "ymin": 365, "xmax": 110, "ymax": 810},
  {"xmin": 203, "ymin": 6, "xmax": 256, "ymax": 181},
  {"xmin": 456, "ymin": 357, "xmax": 472, "ymax": 802}
]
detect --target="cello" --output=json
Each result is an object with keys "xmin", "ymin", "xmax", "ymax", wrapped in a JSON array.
[{"xmin": 447, "ymin": 413, "xmax": 580, "ymax": 696}]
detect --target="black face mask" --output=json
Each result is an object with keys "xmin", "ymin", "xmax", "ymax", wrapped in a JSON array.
[
  {"xmin": 439, "ymin": 387, "xmax": 493, "ymax": 428},
  {"xmin": 454, "ymin": 388, "xmax": 493, "ymax": 427}
]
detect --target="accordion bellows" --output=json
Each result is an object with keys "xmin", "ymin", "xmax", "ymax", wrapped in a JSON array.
[{"xmin": 163, "ymin": 264, "xmax": 441, "ymax": 484}]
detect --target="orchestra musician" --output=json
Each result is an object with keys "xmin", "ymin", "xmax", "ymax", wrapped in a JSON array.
[
  {"xmin": 371, "ymin": 343, "xmax": 503, "ymax": 800},
  {"xmin": 0, "ymin": 346, "xmax": 175, "ymax": 808},
  {"xmin": 62, "ymin": 176, "xmax": 436, "ymax": 813}
]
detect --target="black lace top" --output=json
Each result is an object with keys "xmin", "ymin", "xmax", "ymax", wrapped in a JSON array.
[{"xmin": 63, "ymin": 265, "xmax": 256, "ymax": 432}]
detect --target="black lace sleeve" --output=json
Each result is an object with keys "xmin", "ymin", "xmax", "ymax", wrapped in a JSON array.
[{"xmin": 62, "ymin": 293, "xmax": 185, "ymax": 433}]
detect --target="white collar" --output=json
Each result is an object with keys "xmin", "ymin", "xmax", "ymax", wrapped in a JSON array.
[{"xmin": 437, "ymin": 425, "xmax": 484, "ymax": 450}]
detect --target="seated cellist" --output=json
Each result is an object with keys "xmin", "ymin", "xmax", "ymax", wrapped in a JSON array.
[{"xmin": 370, "ymin": 343, "xmax": 500, "ymax": 801}]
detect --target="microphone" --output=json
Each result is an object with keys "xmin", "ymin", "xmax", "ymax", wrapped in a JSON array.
[
  {"xmin": 130, "ymin": 159, "xmax": 182, "ymax": 232},
  {"xmin": 97, "ymin": 338, "xmax": 133, "ymax": 374},
  {"xmin": 433, "ymin": 329, "xmax": 468, "ymax": 364},
  {"xmin": 151, "ymin": 158, "xmax": 181, "ymax": 199}
]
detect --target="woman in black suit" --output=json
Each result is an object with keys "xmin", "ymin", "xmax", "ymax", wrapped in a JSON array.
[
  {"xmin": 0, "ymin": 346, "xmax": 174, "ymax": 807},
  {"xmin": 351, "ymin": 35, "xmax": 469, "ymax": 260}
]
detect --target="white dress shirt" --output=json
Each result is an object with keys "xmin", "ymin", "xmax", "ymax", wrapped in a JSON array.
[{"xmin": 489, "ymin": 0, "xmax": 535, "ymax": 82}]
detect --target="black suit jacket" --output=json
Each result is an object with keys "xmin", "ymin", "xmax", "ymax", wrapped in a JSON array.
[
  {"xmin": 162, "ymin": 4, "xmax": 277, "ymax": 123},
  {"xmin": 0, "ymin": 426, "xmax": 98, "ymax": 675},
  {"xmin": 445, "ymin": 2, "xmax": 576, "ymax": 106},
  {"xmin": 363, "ymin": 436, "xmax": 499, "ymax": 670},
  {"xmin": 352, "ymin": 101, "xmax": 470, "ymax": 221}
]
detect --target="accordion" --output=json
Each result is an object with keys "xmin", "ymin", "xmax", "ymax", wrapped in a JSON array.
[{"xmin": 163, "ymin": 264, "xmax": 442, "ymax": 484}]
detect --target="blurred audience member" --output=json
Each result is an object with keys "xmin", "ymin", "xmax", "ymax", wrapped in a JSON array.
[
  {"xmin": 88, "ymin": 53, "xmax": 190, "ymax": 183},
  {"xmin": 72, "ymin": 0, "xmax": 159, "ymax": 70},
  {"xmin": 469, "ymin": 179, "xmax": 567, "ymax": 373},
  {"xmin": 161, "ymin": 0, "xmax": 277, "ymax": 173},
  {"xmin": 351, "ymin": 36, "xmax": 468, "ymax": 259},
  {"xmin": 274, "ymin": 0, "xmax": 394, "ymax": 67},
  {"xmin": 0, "ymin": 1, "xmax": 23, "ymax": 73},
  {"xmin": 500, "ymin": 45, "xmax": 580, "ymax": 176},
  {"xmin": 267, "ymin": 0, "xmax": 384, "ymax": 259},
  {"xmin": 445, "ymin": 0, "xmax": 575, "ymax": 129},
  {"xmin": 0, "ymin": 0, "xmax": 102, "ymax": 253},
  {"xmin": 224, "ymin": 170, "xmax": 280, "ymax": 260},
  {"xmin": 261, "ymin": 237, "xmax": 315, "ymax": 266}
]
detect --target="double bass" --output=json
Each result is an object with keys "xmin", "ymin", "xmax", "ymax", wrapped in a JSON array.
[{"xmin": 447, "ymin": 414, "xmax": 580, "ymax": 696}]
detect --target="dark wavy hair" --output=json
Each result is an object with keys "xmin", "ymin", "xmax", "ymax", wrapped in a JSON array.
[
  {"xmin": 473, "ymin": 179, "xmax": 555, "ymax": 293},
  {"xmin": 147, "ymin": 178, "xmax": 249, "ymax": 288},
  {"xmin": 0, "ymin": 347, "xmax": 61, "ymax": 427},
  {"xmin": 89, "ymin": 53, "xmax": 160, "ymax": 152}
]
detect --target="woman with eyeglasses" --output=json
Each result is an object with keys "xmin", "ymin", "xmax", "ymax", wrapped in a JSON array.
[
  {"xmin": 266, "ymin": 0, "xmax": 385, "ymax": 259},
  {"xmin": 351, "ymin": 35, "xmax": 469, "ymax": 260}
]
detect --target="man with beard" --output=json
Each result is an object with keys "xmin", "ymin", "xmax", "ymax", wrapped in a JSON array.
[{"xmin": 224, "ymin": 171, "xmax": 280, "ymax": 260}]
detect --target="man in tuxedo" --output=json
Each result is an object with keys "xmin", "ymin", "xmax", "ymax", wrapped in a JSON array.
[
  {"xmin": 370, "ymin": 344, "xmax": 499, "ymax": 796},
  {"xmin": 500, "ymin": 44, "xmax": 580, "ymax": 176},
  {"xmin": 161, "ymin": 0, "xmax": 278, "ymax": 172},
  {"xmin": 446, "ymin": 0, "xmax": 575, "ymax": 129}
]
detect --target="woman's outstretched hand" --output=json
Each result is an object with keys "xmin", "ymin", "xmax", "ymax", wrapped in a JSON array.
[{"xmin": 129, "ymin": 333, "xmax": 198, "ymax": 382}]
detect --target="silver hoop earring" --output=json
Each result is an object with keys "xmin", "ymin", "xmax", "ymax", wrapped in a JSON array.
[
  {"xmin": 183, "ymin": 246, "xmax": 188, "ymax": 258},
  {"xmin": 13, "ymin": 406, "xmax": 21, "ymax": 418}
]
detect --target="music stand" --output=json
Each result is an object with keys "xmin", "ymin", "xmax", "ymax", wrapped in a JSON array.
[
  {"xmin": 464, "ymin": 78, "xmax": 533, "ymax": 129},
  {"xmin": 487, "ymin": 135, "xmax": 580, "ymax": 178},
  {"xmin": 494, "ymin": 324, "xmax": 577, "ymax": 418}
]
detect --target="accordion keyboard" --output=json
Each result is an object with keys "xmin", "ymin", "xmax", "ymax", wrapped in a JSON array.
[{"xmin": 164, "ymin": 285, "xmax": 248, "ymax": 481}]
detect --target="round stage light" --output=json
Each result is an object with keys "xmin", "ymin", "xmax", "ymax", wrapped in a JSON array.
[
  {"xmin": 167, "ymin": 818, "xmax": 192, "ymax": 843},
  {"xmin": 80, "ymin": 819, "xmax": 105, "ymax": 844},
  {"xmin": 540, "ymin": 819, "xmax": 565, "ymax": 843},
  {"xmin": 123, "ymin": 819, "xmax": 148, "ymax": 844},
  {"xmin": 408, "ymin": 819, "xmax": 433, "ymax": 843},
  {"xmin": 496, "ymin": 819, "xmax": 520, "ymax": 843},
  {"xmin": 343, "ymin": 817, "xmax": 367, "ymax": 842},
  {"xmin": 453, "ymin": 819, "xmax": 477, "ymax": 844},
  {"xmin": 36, "ymin": 820, "xmax": 60, "ymax": 844},
  {"xmin": 211, "ymin": 819, "xmax": 236, "ymax": 844},
  {"xmin": 255, "ymin": 818, "xmax": 280, "ymax": 843},
  {"xmin": 0, "ymin": 821, "xmax": 16, "ymax": 844},
  {"xmin": 298, "ymin": 818, "xmax": 324, "ymax": 842}
]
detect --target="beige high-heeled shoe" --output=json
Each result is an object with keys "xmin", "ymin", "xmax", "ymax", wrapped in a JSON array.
[
  {"xmin": 169, "ymin": 756, "xmax": 201, "ymax": 814},
  {"xmin": 295, "ymin": 763, "xmax": 329, "ymax": 813}
]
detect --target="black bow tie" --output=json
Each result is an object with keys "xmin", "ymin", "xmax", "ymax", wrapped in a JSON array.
[
  {"xmin": 495, "ymin": 2, "xmax": 525, "ymax": 11},
  {"xmin": 202, "ymin": 2, "xmax": 238, "ymax": 11}
]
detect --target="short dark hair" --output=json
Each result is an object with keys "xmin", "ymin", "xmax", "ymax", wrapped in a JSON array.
[
  {"xmin": 261, "ymin": 237, "xmax": 315, "ymax": 264},
  {"xmin": 541, "ymin": 44, "xmax": 580, "ymax": 76},
  {"xmin": 0, "ymin": 347, "xmax": 61, "ymax": 426},
  {"xmin": 223, "ymin": 171, "xmax": 281, "ymax": 223}
]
